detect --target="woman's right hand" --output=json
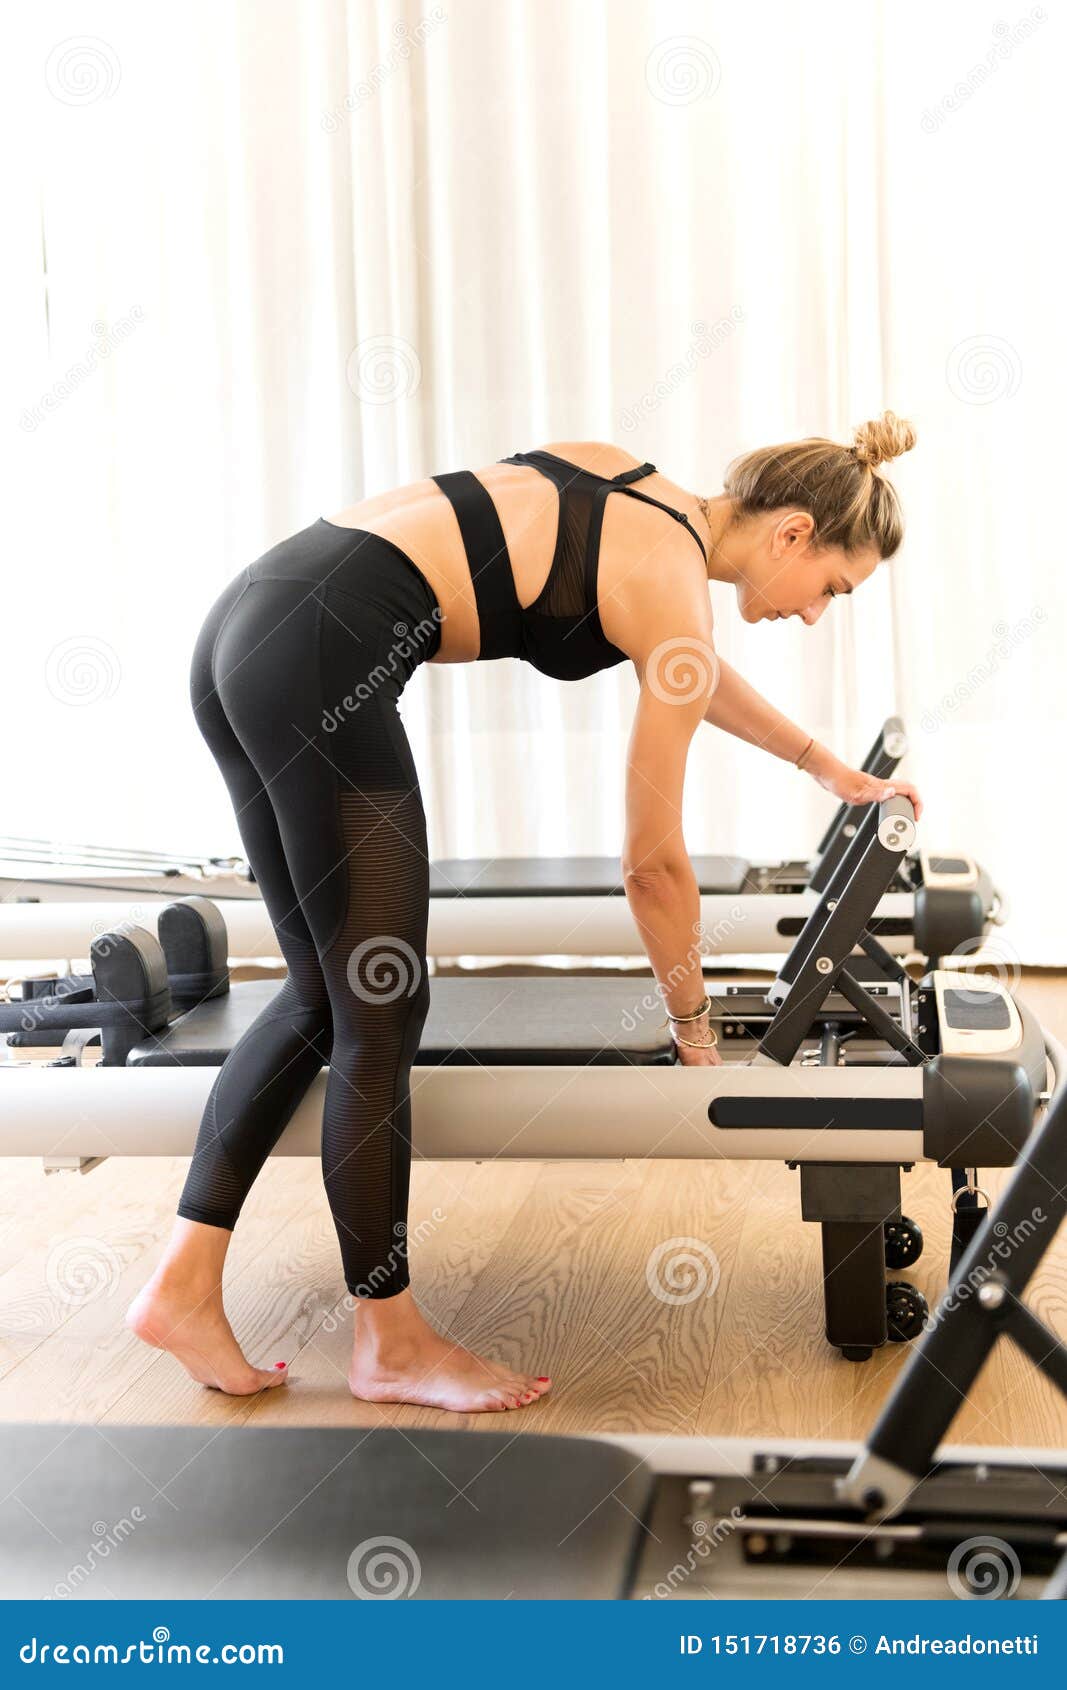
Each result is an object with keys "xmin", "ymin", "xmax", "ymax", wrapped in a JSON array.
[
  {"xmin": 806, "ymin": 745, "xmax": 924, "ymax": 821},
  {"xmin": 669, "ymin": 1005, "xmax": 724, "ymax": 1066}
]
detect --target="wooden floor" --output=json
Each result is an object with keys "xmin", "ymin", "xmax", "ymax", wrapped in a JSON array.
[{"xmin": 1, "ymin": 971, "xmax": 1065, "ymax": 1451}]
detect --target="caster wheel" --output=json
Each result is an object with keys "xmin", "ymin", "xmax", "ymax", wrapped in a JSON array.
[
  {"xmin": 886, "ymin": 1280, "xmax": 929, "ymax": 1342},
  {"xmin": 840, "ymin": 1345, "xmax": 874, "ymax": 1363},
  {"xmin": 884, "ymin": 1215, "xmax": 924, "ymax": 1270}
]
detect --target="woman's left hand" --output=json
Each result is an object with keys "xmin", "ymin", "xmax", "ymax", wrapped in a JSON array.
[{"xmin": 809, "ymin": 752, "xmax": 923, "ymax": 821}]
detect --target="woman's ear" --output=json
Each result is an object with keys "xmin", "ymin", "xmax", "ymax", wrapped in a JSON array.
[{"xmin": 773, "ymin": 508, "xmax": 816, "ymax": 556}]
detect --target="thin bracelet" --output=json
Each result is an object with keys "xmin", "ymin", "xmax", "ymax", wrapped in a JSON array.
[
  {"xmin": 795, "ymin": 735, "xmax": 815, "ymax": 770},
  {"xmin": 666, "ymin": 994, "xmax": 711, "ymax": 1024},
  {"xmin": 672, "ymin": 1027, "xmax": 719, "ymax": 1049}
]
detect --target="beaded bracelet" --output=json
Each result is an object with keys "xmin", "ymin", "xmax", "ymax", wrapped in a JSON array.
[{"xmin": 671, "ymin": 1027, "xmax": 719, "ymax": 1049}]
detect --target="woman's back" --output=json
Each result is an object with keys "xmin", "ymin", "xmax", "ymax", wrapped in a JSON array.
[{"xmin": 325, "ymin": 441, "xmax": 709, "ymax": 667}]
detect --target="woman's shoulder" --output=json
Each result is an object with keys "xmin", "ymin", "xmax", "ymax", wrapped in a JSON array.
[{"xmin": 536, "ymin": 440, "xmax": 646, "ymax": 477}]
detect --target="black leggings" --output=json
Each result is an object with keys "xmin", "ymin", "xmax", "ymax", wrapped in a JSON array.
[{"xmin": 178, "ymin": 520, "xmax": 441, "ymax": 1299}]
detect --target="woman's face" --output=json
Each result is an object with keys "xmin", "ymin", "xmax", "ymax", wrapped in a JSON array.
[{"xmin": 732, "ymin": 509, "xmax": 880, "ymax": 626}]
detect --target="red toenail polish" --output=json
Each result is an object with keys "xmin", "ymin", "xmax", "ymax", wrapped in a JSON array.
[
  {"xmin": 275, "ymin": 1362, "xmax": 287, "ymax": 1369},
  {"xmin": 537, "ymin": 1376, "xmax": 549, "ymax": 1382}
]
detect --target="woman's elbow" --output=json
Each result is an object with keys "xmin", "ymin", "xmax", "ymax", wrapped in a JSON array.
[{"xmin": 621, "ymin": 854, "xmax": 688, "ymax": 896}]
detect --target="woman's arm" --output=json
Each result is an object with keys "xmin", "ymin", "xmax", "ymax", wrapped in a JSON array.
[
  {"xmin": 702, "ymin": 657, "xmax": 811, "ymax": 760},
  {"xmin": 620, "ymin": 599, "xmax": 723, "ymax": 1065},
  {"xmin": 704, "ymin": 658, "xmax": 923, "ymax": 817}
]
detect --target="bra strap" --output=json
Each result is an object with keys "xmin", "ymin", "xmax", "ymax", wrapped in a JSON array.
[
  {"xmin": 508, "ymin": 451, "xmax": 706, "ymax": 563},
  {"xmin": 616, "ymin": 484, "xmax": 708, "ymax": 563},
  {"xmin": 501, "ymin": 449, "xmax": 576, "ymax": 489},
  {"xmin": 610, "ymin": 463, "xmax": 657, "ymax": 484},
  {"xmin": 432, "ymin": 471, "xmax": 523, "ymax": 660}
]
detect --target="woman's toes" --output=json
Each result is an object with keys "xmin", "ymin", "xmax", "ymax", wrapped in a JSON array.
[{"xmin": 478, "ymin": 1388, "xmax": 513, "ymax": 1412}]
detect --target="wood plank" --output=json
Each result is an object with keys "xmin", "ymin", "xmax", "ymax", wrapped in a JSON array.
[
  {"xmin": 0, "ymin": 969, "xmax": 1063, "ymax": 1450},
  {"xmin": 243, "ymin": 1160, "xmax": 542, "ymax": 1430},
  {"xmin": 692, "ymin": 1160, "xmax": 843, "ymax": 1440},
  {"xmin": 543, "ymin": 1160, "xmax": 756, "ymax": 1438},
  {"xmin": 0, "ymin": 1159, "xmax": 321, "ymax": 1421},
  {"xmin": 395, "ymin": 1160, "xmax": 646, "ymax": 1434}
]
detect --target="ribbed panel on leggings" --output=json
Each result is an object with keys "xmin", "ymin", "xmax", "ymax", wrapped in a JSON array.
[
  {"xmin": 318, "ymin": 787, "xmax": 431, "ymax": 1297},
  {"xmin": 179, "ymin": 950, "xmax": 332, "ymax": 1229}
]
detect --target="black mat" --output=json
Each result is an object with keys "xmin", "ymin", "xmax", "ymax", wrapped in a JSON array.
[
  {"xmin": 128, "ymin": 975, "xmax": 676, "ymax": 1067},
  {"xmin": 0, "ymin": 1425, "xmax": 650, "ymax": 1600},
  {"xmin": 429, "ymin": 853, "xmax": 749, "ymax": 897}
]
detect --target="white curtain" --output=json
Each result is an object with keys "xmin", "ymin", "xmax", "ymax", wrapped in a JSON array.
[{"xmin": 9, "ymin": 0, "xmax": 1064, "ymax": 956}]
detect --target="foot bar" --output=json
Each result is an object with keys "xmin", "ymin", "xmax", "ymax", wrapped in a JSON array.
[{"xmin": 0, "ymin": 1062, "xmax": 924, "ymax": 1163}]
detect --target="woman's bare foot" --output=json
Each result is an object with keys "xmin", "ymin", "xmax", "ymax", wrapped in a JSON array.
[
  {"xmin": 348, "ymin": 1289, "xmax": 552, "ymax": 1413},
  {"xmin": 125, "ymin": 1220, "xmax": 288, "ymax": 1397}
]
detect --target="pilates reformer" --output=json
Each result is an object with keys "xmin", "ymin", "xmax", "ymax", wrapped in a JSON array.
[
  {"xmin": 1, "ymin": 719, "xmax": 906, "ymax": 905},
  {"xmin": 0, "ymin": 719, "xmax": 1002, "ymax": 964},
  {"xmin": 0, "ymin": 797, "xmax": 1049, "ymax": 1362},
  {"xmin": 428, "ymin": 716, "xmax": 1001, "ymax": 962},
  {"xmin": 3, "ymin": 1091, "xmax": 1066, "ymax": 1600}
]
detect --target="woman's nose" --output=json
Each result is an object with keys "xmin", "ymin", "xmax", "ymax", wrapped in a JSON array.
[{"xmin": 800, "ymin": 601, "xmax": 826, "ymax": 626}]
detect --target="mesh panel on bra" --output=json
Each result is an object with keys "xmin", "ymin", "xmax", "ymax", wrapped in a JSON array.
[{"xmin": 528, "ymin": 475, "xmax": 598, "ymax": 620}]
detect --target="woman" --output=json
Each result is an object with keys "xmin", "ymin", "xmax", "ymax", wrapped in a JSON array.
[{"xmin": 128, "ymin": 411, "xmax": 923, "ymax": 1412}]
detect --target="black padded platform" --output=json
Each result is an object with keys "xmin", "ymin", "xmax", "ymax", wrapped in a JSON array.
[
  {"xmin": 0, "ymin": 1425, "xmax": 650, "ymax": 1600},
  {"xmin": 430, "ymin": 853, "xmax": 749, "ymax": 897},
  {"xmin": 128, "ymin": 975, "xmax": 676, "ymax": 1067}
]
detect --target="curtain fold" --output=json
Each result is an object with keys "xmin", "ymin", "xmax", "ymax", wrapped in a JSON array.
[{"xmin": 11, "ymin": 0, "xmax": 1063, "ymax": 956}]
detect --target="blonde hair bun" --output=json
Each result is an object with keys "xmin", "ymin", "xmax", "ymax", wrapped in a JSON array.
[
  {"xmin": 851, "ymin": 411, "xmax": 917, "ymax": 469},
  {"xmin": 723, "ymin": 413, "xmax": 917, "ymax": 558}
]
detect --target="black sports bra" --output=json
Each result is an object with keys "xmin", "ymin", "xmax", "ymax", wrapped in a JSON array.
[{"xmin": 431, "ymin": 450, "xmax": 707, "ymax": 682}]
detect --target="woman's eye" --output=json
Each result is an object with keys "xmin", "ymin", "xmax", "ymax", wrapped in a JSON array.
[{"xmin": 826, "ymin": 585, "xmax": 837, "ymax": 599}]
